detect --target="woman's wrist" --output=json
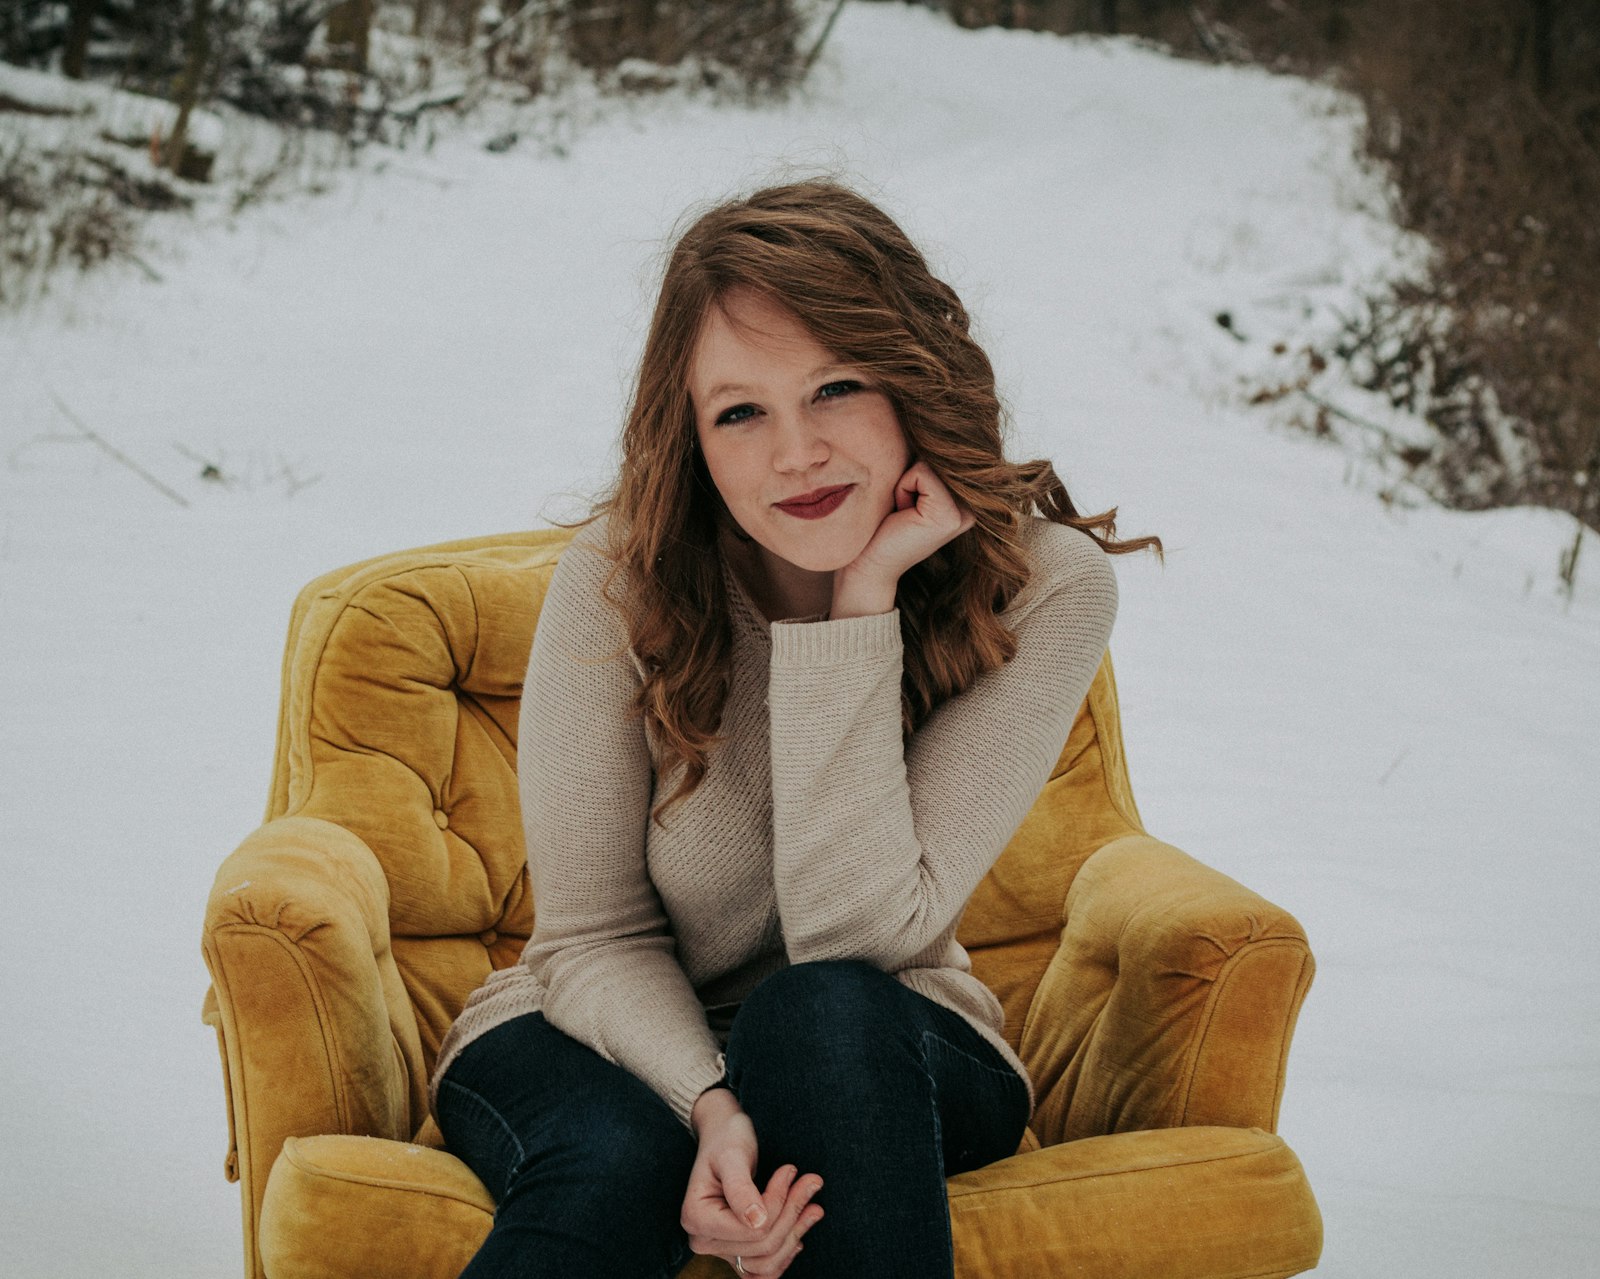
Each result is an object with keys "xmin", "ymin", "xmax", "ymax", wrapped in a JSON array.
[
  {"xmin": 829, "ymin": 568, "xmax": 897, "ymax": 620},
  {"xmin": 691, "ymin": 1084, "xmax": 740, "ymax": 1136}
]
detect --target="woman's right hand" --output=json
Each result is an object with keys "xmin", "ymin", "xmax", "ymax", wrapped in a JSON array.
[{"xmin": 682, "ymin": 1087, "xmax": 825, "ymax": 1276}]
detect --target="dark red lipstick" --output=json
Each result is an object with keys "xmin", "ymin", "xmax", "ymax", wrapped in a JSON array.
[{"xmin": 775, "ymin": 484, "xmax": 854, "ymax": 519}]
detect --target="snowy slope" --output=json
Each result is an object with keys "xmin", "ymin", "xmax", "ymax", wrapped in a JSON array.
[{"xmin": 1, "ymin": 4, "xmax": 1595, "ymax": 1276}]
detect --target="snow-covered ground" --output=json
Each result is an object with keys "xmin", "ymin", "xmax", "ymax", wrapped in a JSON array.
[{"xmin": 2, "ymin": 4, "xmax": 1596, "ymax": 1275}]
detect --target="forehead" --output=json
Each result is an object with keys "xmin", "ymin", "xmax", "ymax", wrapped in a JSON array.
[{"xmin": 689, "ymin": 290, "xmax": 833, "ymax": 392}]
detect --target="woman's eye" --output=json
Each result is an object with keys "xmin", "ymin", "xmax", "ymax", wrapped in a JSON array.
[
  {"xmin": 818, "ymin": 380, "xmax": 861, "ymax": 401},
  {"xmin": 715, "ymin": 403, "xmax": 757, "ymax": 426}
]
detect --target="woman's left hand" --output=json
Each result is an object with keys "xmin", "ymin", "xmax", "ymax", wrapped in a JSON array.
[
  {"xmin": 833, "ymin": 461, "xmax": 974, "ymax": 614},
  {"xmin": 682, "ymin": 1089, "xmax": 824, "ymax": 1276}
]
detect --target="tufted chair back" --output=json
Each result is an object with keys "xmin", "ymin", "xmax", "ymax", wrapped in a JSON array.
[{"xmin": 265, "ymin": 527, "xmax": 1143, "ymax": 1131}]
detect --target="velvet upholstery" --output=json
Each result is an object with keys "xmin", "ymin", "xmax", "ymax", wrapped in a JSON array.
[{"xmin": 202, "ymin": 528, "xmax": 1322, "ymax": 1278}]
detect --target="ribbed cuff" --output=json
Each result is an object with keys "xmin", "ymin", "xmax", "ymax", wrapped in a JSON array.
[
  {"xmin": 665, "ymin": 1050, "xmax": 731, "ymax": 1130},
  {"xmin": 769, "ymin": 609, "xmax": 901, "ymax": 668}
]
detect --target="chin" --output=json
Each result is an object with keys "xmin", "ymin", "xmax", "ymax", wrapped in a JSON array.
[
  {"xmin": 766, "ymin": 543, "xmax": 849, "ymax": 574},
  {"xmin": 762, "ymin": 527, "xmax": 866, "ymax": 575}
]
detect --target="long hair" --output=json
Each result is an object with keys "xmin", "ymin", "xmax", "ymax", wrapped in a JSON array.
[{"xmin": 579, "ymin": 180, "xmax": 1161, "ymax": 825}]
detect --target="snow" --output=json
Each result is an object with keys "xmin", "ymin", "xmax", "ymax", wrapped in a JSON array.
[
  {"xmin": 1, "ymin": 3, "xmax": 1596, "ymax": 1275},
  {"xmin": 0, "ymin": 60, "xmax": 227, "ymax": 153}
]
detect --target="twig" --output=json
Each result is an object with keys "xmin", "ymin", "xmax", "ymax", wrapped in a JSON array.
[
  {"xmin": 47, "ymin": 387, "xmax": 190, "ymax": 508},
  {"xmin": 127, "ymin": 253, "xmax": 164, "ymax": 283},
  {"xmin": 173, "ymin": 440, "xmax": 233, "ymax": 486},
  {"xmin": 801, "ymin": 0, "xmax": 848, "ymax": 82},
  {"xmin": 1187, "ymin": 5, "xmax": 1224, "ymax": 62},
  {"xmin": 1295, "ymin": 387, "xmax": 1414, "ymax": 453},
  {"xmin": 1557, "ymin": 516, "xmax": 1583, "ymax": 607},
  {"xmin": 1377, "ymin": 747, "xmax": 1409, "ymax": 786},
  {"xmin": 272, "ymin": 453, "xmax": 323, "ymax": 497},
  {"xmin": 474, "ymin": 0, "xmax": 559, "ymax": 53}
]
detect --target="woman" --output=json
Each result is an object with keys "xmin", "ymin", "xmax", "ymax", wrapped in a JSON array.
[{"xmin": 430, "ymin": 179, "xmax": 1160, "ymax": 1278}]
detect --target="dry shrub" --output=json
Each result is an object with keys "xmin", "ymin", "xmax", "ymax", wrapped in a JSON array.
[
  {"xmin": 414, "ymin": 0, "xmax": 813, "ymax": 100},
  {"xmin": 1343, "ymin": 0, "xmax": 1600, "ymax": 528},
  {"xmin": 0, "ymin": 141, "xmax": 178, "ymax": 302},
  {"xmin": 561, "ymin": 0, "xmax": 808, "ymax": 96}
]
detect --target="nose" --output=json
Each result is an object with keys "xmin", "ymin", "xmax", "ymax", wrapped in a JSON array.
[{"xmin": 770, "ymin": 408, "xmax": 829, "ymax": 473}]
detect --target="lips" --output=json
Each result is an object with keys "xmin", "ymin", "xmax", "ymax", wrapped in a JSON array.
[{"xmin": 776, "ymin": 484, "xmax": 853, "ymax": 511}]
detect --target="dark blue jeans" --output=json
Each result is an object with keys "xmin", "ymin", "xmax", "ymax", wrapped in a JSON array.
[{"xmin": 435, "ymin": 959, "xmax": 1030, "ymax": 1278}]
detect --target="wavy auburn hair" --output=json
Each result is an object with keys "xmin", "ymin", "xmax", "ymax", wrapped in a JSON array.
[{"xmin": 581, "ymin": 180, "xmax": 1161, "ymax": 825}]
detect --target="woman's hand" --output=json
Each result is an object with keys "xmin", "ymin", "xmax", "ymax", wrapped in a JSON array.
[
  {"xmin": 683, "ymin": 1088, "xmax": 825, "ymax": 1276},
  {"xmin": 832, "ymin": 460, "xmax": 975, "ymax": 619}
]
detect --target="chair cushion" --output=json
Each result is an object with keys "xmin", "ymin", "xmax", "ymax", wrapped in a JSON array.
[
  {"xmin": 949, "ymin": 1126, "xmax": 1323, "ymax": 1279},
  {"xmin": 259, "ymin": 1135, "xmax": 491, "ymax": 1279},
  {"xmin": 259, "ymin": 1127, "xmax": 1318, "ymax": 1279}
]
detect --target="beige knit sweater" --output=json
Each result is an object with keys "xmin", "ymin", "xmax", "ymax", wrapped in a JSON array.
[{"xmin": 431, "ymin": 512, "xmax": 1118, "ymax": 1130}]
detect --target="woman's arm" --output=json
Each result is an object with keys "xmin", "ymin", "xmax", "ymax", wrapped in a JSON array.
[
  {"xmin": 767, "ymin": 520, "xmax": 1117, "ymax": 969},
  {"xmin": 515, "ymin": 521, "xmax": 726, "ymax": 1127}
]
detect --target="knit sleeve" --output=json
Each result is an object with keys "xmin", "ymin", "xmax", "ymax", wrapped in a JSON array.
[
  {"xmin": 766, "ymin": 521, "xmax": 1117, "ymax": 969},
  {"xmin": 514, "ymin": 521, "xmax": 727, "ymax": 1128}
]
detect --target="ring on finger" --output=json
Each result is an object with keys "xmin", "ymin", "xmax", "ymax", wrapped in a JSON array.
[{"xmin": 734, "ymin": 1257, "xmax": 746, "ymax": 1276}]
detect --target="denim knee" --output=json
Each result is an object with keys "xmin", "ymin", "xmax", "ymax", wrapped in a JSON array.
[
  {"xmin": 553, "ymin": 1094, "xmax": 693, "ymax": 1195},
  {"xmin": 438, "ymin": 1013, "xmax": 696, "ymax": 1213},
  {"xmin": 726, "ymin": 959, "xmax": 910, "ymax": 1077}
]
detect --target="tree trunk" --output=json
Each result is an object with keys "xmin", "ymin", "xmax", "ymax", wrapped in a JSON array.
[
  {"xmin": 1530, "ymin": 0, "xmax": 1553, "ymax": 96},
  {"xmin": 325, "ymin": 0, "xmax": 375, "ymax": 73},
  {"xmin": 164, "ymin": 0, "xmax": 212, "ymax": 179},
  {"xmin": 62, "ymin": 0, "xmax": 98, "ymax": 79}
]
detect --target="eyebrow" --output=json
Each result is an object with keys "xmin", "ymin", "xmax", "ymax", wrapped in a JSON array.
[{"xmin": 702, "ymin": 364, "xmax": 854, "ymax": 403}]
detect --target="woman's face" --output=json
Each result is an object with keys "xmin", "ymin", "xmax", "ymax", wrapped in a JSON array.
[{"xmin": 688, "ymin": 288, "xmax": 911, "ymax": 577}]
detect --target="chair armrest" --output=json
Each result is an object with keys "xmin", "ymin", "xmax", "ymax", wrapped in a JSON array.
[
  {"xmin": 1020, "ymin": 834, "xmax": 1314, "ymax": 1148},
  {"xmin": 201, "ymin": 816, "xmax": 426, "ymax": 1279}
]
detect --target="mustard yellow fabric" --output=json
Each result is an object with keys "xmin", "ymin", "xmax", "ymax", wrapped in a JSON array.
[{"xmin": 202, "ymin": 529, "xmax": 1322, "ymax": 1279}]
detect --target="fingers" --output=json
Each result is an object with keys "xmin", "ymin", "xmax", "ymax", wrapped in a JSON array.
[
  {"xmin": 692, "ymin": 1168, "xmax": 825, "ymax": 1273},
  {"xmin": 729, "ymin": 1194, "xmax": 824, "ymax": 1278},
  {"xmin": 681, "ymin": 1156, "xmax": 760, "ymax": 1244},
  {"xmin": 899, "ymin": 461, "xmax": 967, "ymax": 527},
  {"xmin": 730, "ymin": 1156, "xmax": 781, "ymax": 1231},
  {"xmin": 759, "ymin": 1166, "xmax": 822, "ymax": 1248},
  {"xmin": 895, "ymin": 466, "xmax": 920, "ymax": 511},
  {"xmin": 685, "ymin": 1163, "xmax": 788, "ymax": 1253}
]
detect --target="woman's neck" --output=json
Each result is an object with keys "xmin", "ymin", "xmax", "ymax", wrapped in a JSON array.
[{"xmin": 718, "ymin": 523, "xmax": 833, "ymax": 622}]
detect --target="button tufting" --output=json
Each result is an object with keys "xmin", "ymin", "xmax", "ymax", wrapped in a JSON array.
[
  {"xmin": 432, "ymin": 809, "xmax": 449, "ymax": 830},
  {"xmin": 479, "ymin": 929, "xmax": 499, "ymax": 947}
]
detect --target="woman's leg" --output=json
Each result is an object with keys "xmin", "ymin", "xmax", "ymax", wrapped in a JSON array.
[
  {"xmin": 436, "ymin": 1011, "xmax": 699, "ymax": 1279},
  {"xmin": 723, "ymin": 960, "xmax": 1031, "ymax": 1279}
]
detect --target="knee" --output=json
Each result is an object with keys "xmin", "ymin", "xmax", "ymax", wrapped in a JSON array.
[
  {"xmin": 563, "ymin": 1096, "xmax": 695, "ymax": 1191},
  {"xmin": 727, "ymin": 960, "xmax": 906, "ymax": 1074},
  {"xmin": 496, "ymin": 1086, "xmax": 694, "ymax": 1211}
]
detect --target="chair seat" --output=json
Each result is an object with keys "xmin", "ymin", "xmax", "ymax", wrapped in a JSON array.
[
  {"xmin": 948, "ymin": 1127, "xmax": 1322, "ymax": 1279},
  {"xmin": 259, "ymin": 1127, "xmax": 1319, "ymax": 1279}
]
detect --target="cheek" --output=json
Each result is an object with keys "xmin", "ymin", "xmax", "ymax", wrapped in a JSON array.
[
  {"xmin": 700, "ymin": 441, "xmax": 757, "ymax": 511},
  {"xmin": 873, "ymin": 415, "xmax": 911, "ymax": 476}
]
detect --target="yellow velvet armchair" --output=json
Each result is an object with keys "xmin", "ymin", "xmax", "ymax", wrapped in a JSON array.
[{"xmin": 201, "ymin": 528, "xmax": 1323, "ymax": 1279}]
